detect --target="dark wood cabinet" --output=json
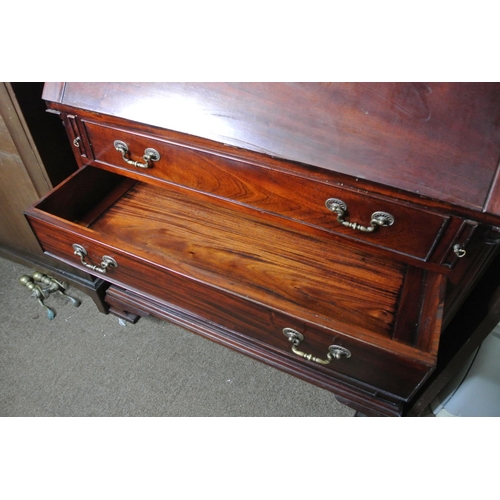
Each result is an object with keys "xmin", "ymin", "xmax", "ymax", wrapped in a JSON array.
[{"xmin": 25, "ymin": 83, "xmax": 500, "ymax": 416}]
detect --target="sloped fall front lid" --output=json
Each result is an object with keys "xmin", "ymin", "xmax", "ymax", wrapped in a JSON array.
[{"xmin": 43, "ymin": 82, "xmax": 500, "ymax": 216}]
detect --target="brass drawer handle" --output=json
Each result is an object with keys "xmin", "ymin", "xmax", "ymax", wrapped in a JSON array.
[
  {"xmin": 325, "ymin": 198, "xmax": 394, "ymax": 232},
  {"xmin": 283, "ymin": 328, "xmax": 351, "ymax": 364},
  {"xmin": 72, "ymin": 244, "xmax": 118, "ymax": 274},
  {"xmin": 113, "ymin": 140, "xmax": 160, "ymax": 169}
]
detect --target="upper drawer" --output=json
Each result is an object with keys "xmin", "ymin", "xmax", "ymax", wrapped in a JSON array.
[{"xmin": 82, "ymin": 120, "xmax": 454, "ymax": 262}]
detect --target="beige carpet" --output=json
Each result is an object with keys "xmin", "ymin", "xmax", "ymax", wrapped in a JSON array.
[{"xmin": 0, "ymin": 256, "xmax": 356, "ymax": 417}]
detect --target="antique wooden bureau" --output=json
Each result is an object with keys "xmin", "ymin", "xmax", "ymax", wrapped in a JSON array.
[{"xmin": 25, "ymin": 83, "xmax": 500, "ymax": 416}]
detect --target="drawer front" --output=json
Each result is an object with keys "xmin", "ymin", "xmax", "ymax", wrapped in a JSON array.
[
  {"xmin": 27, "ymin": 215, "xmax": 434, "ymax": 399},
  {"xmin": 83, "ymin": 120, "xmax": 450, "ymax": 262}
]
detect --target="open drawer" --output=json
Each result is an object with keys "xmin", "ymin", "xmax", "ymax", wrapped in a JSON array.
[{"xmin": 25, "ymin": 165, "xmax": 444, "ymax": 398}]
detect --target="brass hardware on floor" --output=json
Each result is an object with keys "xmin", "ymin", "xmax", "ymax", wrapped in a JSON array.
[
  {"xmin": 325, "ymin": 198, "xmax": 395, "ymax": 232},
  {"xmin": 283, "ymin": 328, "xmax": 352, "ymax": 364},
  {"xmin": 113, "ymin": 140, "xmax": 160, "ymax": 168},
  {"xmin": 72, "ymin": 244, "xmax": 118, "ymax": 273},
  {"xmin": 32, "ymin": 272, "xmax": 82, "ymax": 307},
  {"xmin": 20, "ymin": 275, "xmax": 56, "ymax": 320},
  {"xmin": 19, "ymin": 272, "xmax": 81, "ymax": 320}
]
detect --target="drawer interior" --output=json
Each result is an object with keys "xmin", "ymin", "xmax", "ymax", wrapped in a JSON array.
[
  {"xmin": 31, "ymin": 166, "xmax": 410, "ymax": 344},
  {"xmin": 36, "ymin": 166, "xmax": 137, "ymax": 227}
]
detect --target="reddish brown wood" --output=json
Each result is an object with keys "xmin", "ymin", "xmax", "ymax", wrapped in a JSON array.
[
  {"xmin": 40, "ymin": 97, "xmax": 500, "ymax": 228},
  {"xmin": 28, "ymin": 167, "xmax": 412, "ymax": 345},
  {"xmin": 24, "ymin": 83, "xmax": 500, "ymax": 416},
  {"xmin": 43, "ymin": 82, "xmax": 500, "ymax": 215},
  {"xmin": 25, "ymin": 214, "xmax": 435, "ymax": 400},
  {"xmin": 24, "ymin": 162, "xmax": 447, "ymax": 403},
  {"xmin": 391, "ymin": 267, "xmax": 426, "ymax": 346},
  {"xmin": 61, "ymin": 113, "xmax": 91, "ymax": 165},
  {"xmin": 81, "ymin": 119, "xmax": 455, "ymax": 264}
]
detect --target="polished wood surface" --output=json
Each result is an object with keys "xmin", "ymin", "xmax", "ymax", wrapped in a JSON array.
[
  {"xmin": 26, "ymin": 162, "xmax": 444, "ymax": 402},
  {"xmin": 43, "ymin": 82, "xmax": 500, "ymax": 215},
  {"xmin": 82, "ymin": 119, "xmax": 459, "ymax": 264},
  {"xmin": 24, "ymin": 82, "xmax": 500, "ymax": 416},
  {"xmin": 30, "ymin": 167, "xmax": 406, "ymax": 343},
  {"xmin": 29, "ymin": 215, "xmax": 438, "ymax": 400}
]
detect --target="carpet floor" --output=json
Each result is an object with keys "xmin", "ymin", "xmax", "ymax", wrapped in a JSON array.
[{"xmin": 0, "ymin": 256, "xmax": 357, "ymax": 417}]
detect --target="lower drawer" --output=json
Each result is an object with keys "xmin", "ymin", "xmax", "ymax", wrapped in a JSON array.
[
  {"xmin": 27, "ymin": 214, "xmax": 434, "ymax": 399},
  {"xmin": 25, "ymin": 165, "xmax": 441, "ymax": 400}
]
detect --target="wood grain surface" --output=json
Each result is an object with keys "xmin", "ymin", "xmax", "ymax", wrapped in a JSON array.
[
  {"xmin": 44, "ymin": 82, "xmax": 500, "ymax": 213},
  {"xmin": 90, "ymin": 180, "xmax": 405, "ymax": 340}
]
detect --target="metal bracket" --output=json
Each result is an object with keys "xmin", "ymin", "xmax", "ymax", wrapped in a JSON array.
[{"xmin": 19, "ymin": 272, "xmax": 81, "ymax": 320}]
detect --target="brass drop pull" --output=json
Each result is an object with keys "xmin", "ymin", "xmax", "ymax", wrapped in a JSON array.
[
  {"xmin": 114, "ymin": 140, "xmax": 160, "ymax": 169},
  {"xmin": 283, "ymin": 328, "xmax": 351, "ymax": 365},
  {"xmin": 72, "ymin": 244, "xmax": 118, "ymax": 274},
  {"xmin": 325, "ymin": 198, "xmax": 394, "ymax": 232}
]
